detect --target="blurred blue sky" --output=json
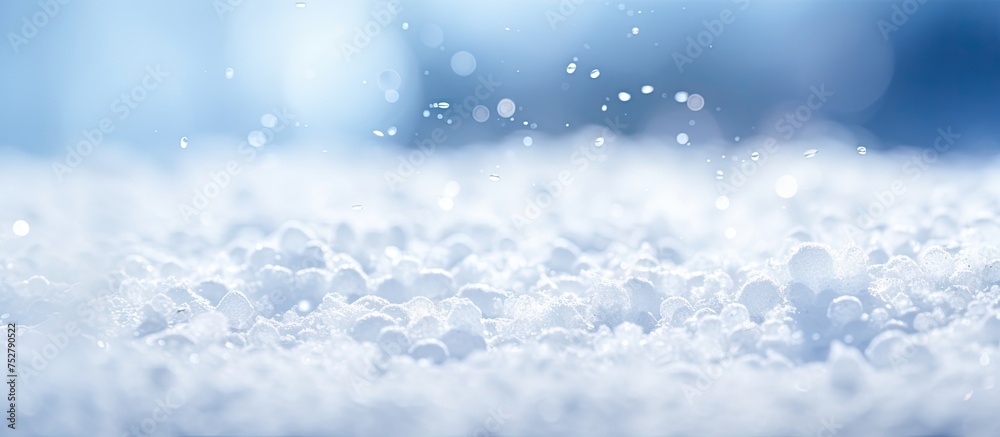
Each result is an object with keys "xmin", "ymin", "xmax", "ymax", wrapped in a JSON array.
[{"xmin": 2, "ymin": 0, "xmax": 999, "ymax": 157}]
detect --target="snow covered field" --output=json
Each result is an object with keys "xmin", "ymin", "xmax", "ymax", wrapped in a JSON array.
[{"xmin": 4, "ymin": 133, "xmax": 1000, "ymax": 436}]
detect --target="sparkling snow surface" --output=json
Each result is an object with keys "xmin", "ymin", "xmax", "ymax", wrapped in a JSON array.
[{"xmin": 3, "ymin": 135, "xmax": 1000, "ymax": 436}]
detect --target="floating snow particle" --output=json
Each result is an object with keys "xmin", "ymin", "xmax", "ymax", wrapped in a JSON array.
[
  {"xmin": 373, "ymin": 130, "xmax": 385, "ymax": 137},
  {"xmin": 750, "ymin": 152, "xmax": 760, "ymax": 161},
  {"xmin": 590, "ymin": 69, "xmax": 600, "ymax": 78},
  {"xmin": 618, "ymin": 92, "xmax": 631, "ymax": 102},
  {"xmin": 488, "ymin": 174, "xmax": 501, "ymax": 182},
  {"xmin": 641, "ymin": 85, "xmax": 654, "ymax": 94},
  {"xmin": 179, "ymin": 136, "xmax": 188, "ymax": 149},
  {"xmin": 248, "ymin": 130, "xmax": 267, "ymax": 148},
  {"xmin": 676, "ymin": 133, "xmax": 689, "ymax": 144},
  {"xmin": 438, "ymin": 197, "xmax": 454, "ymax": 211},
  {"xmin": 401, "ymin": 22, "xmax": 409, "ymax": 30},
  {"xmin": 12, "ymin": 220, "xmax": 29, "ymax": 237},
  {"xmin": 775, "ymin": 175, "xmax": 798, "ymax": 198},
  {"xmin": 295, "ymin": 2, "xmax": 306, "ymax": 7},
  {"xmin": 450, "ymin": 51, "xmax": 477, "ymax": 76},
  {"xmin": 631, "ymin": 27, "xmax": 639, "ymax": 34},
  {"xmin": 443, "ymin": 181, "xmax": 461, "ymax": 197},
  {"xmin": 674, "ymin": 91, "xmax": 688, "ymax": 103},
  {"xmin": 225, "ymin": 67, "xmax": 234, "ymax": 79},
  {"xmin": 378, "ymin": 69, "xmax": 402, "ymax": 91},
  {"xmin": 384, "ymin": 89, "xmax": 400, "ymax": 103},
  {"xmin": 387, "ymin": 126, "xmax": 397, "ymax": 136},
  {"xmin": 715, "ymin": 196, "xmax": 730, "ymax": 210},
  {"xmin": 595, "ymin": 137, "xmax": 605, "ymax": 147},
  {"xmin": 352, "ymin": 204, "xmax": 364, "ymax": 211},
  {"xmin": 857, "ymin": 146, "xmax": 867, "ymax": 155},
  {"xmin": 523, "ymin": 136, "xmax": 533, "ymax": 146},
  {"xmin": 260, "ymin": 113, "xmax": 278, "ymax": 128},
  {"xmin": 215, "ymin": 291, "xmax": 255, "ymax": 330},
  {"xmin": 686, "ymin": 93, "xmax": 705, "ymax": 111},
  {"xmin": 472, "ymin": 105, "xmax": 490, "ymax": 122},
  {"xmin": 566, "ymin": 63, "xmax": 577, "ymax": 74},
  {"xmin": 497, "ymin": 98, "xmax": 516, "ymax": 118},
  {"xmin": 421, "ymin": 24, "xmax": 444, "ymax": 48},
  {"xmin": 803, "ymin": 149, "xmax": 818, "ymax": 159}
]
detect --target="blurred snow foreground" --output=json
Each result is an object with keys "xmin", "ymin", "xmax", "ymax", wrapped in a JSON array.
[{"xmin": 3, "ymin": 134, "xmax": 1000, "ymax": 436}]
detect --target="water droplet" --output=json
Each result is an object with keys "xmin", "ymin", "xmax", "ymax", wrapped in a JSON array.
[
  {"xmin": 676, "ymin": 133, "xmax": 689, "ymax": 144},
  {"xmin": 618, "ymin": 92, "xmax": 631, "ymax": 102},
  {"xmin": 472, "ymin": 105, "xmax": 490, "ymax": 122},
  {"xmin": 260, "ymin": 113, "xmax": 278, "ymax": 128},
  {"xmin": 352, "ymin": 204, "xmax": 364, "ymax": 211},
  {"xmin": 857, "ymin": 146, "xmax": 867, "ymax": 155},
  {"xmin": 751, "ymin": 152, "xmax": 760, "ymax": 161},
  {"xmin": 523, "ymin": 136, "xmax": 533, "ymax": 147},
  {"xmin": 488, "ymin": 174, "xmax": 501, "ymax": 182},
  {"xmin": 590, "ymin": 69, "xmax": 600, "ymax": 79},
  {"xmin": 377, "ymin": 69, "xmax": 402, "ymax": 91},
  {"xmin": 180, "ymin": 136, "xmax": 188, "ymax": 149},
  {"xmin": 674, "ymin": 91, "xmax": 688, "ymax": 103},
  {"xmin": 384, "ymin": 89, "xmax": 400, "ymax": 103},
  {"xmin": 497, "ymin": 98, "xmax": 516, "ymax": 118},
  {"xmin": 225, "ymin": 67, "xmax": 234, "ymax": 79},
  {"xmin": 373, "ymin": 130, "xmax": 384, "ymax": 137},
  {"xmin": 12, "ymin": 220, "xmax": 29, "ymax": 237},
  {"xmin": 248, "ymin": 130, "xmax": 267, "ymax": 148},
  {"xmin": 595, "ymin": 137, "xmax": 605, "ymax": 147},
  {"xmin": 566, "ymin": 63, "xmax": 577, "ymax": 74},
  {"xmin": 686, "ymin": 93, "xmax": 705, "ymax": 111},
  {"xmin": 387, "ymin": 126, "xmax": 397, "ymax": 136},
  {"xmin": 450, "ymin": 51, "xmax": 477, "ymax": 76},
  {"xmin": 631, "ymin": 27, "xmax": 639, "ymax": 35}
]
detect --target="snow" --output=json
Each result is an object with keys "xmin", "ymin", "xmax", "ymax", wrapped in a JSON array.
[{"xmin": 3, "ymin": 136, "xmax": 1000, "ymax": 436}]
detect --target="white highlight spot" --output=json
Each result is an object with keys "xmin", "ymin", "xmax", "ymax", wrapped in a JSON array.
[
  {"xmin": 775, "ymin": 175, "xmax": 799, "ymax": 199},
  {"xmin": 686, "ymin": 93, "xmax": 705, "ymax": 111},
  {"xmin": 676, "ymin": 133, "xmax": 689, "ymax": 144},
  {"xmin": 497, "ymin": 99, "xmax": 516, "ymax": 118},
  {"xmin": 618, "ymin": 92, "xmax": 631, "ymax": 102},
  {"xmin": 715, "ymin": 196, "xmax": 730, "ymax": 210},
  {"xmin": 12, "ymin": 220, "xmax": 29, "ymax": 237},
  {"xmin": 450, "ymin": 51, "xmax": 477, "ymax": 76}
]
